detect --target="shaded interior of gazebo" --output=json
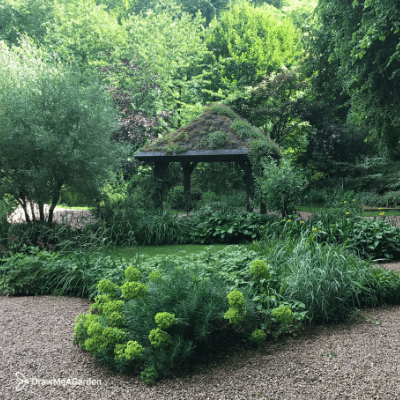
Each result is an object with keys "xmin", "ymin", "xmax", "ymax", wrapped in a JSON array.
[
  {"xmin": 135, "ymin": 149, "xmax": 255, "ymax": 211},
  {"xmin": 134, "ymin": 104, "xmax": 281, "ymax": 212}
]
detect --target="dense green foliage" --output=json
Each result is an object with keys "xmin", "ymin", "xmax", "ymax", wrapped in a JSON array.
[
  {"xmin": 303, "ymin": 0, "xmax": 400, "ymax": 165},
  {"xmin": 256, "ymin": 159, "xmax": 308, "ymax": 217},
  {"xmin": 0, "ymin": 39, "xmax": 124, "ymax": 224},
  {"xmin": 203, "ymin": 0, "xmax": 302, "ymax": 101}
]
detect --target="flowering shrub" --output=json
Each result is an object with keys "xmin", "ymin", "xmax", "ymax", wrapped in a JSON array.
[{"xmin": 74, "ymin": 260, "xmax": 230, "ymax": 385}]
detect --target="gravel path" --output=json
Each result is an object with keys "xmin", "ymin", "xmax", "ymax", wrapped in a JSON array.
[
  {"xmin": 1, "ymin": 263, "xmax": 400, "ymax": 399},
  {"xmin": 2, "ymin": 205, "xmax": 400, "ymax": 399}
]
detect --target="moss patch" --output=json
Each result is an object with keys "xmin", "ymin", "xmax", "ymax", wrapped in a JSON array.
[{"xmin": 141, "ymin": 103, "xmax": 279, "ymax": 155}]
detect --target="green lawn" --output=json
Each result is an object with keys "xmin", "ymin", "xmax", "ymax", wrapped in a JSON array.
[
  {"xmin": 56, "ymin": 204, "xmax": 95, "ymax": 210},
  {"xmin": 98, "ymin": 244, "xmax": 229, "ymax": 259},
  {"xmin": 296, "ymin": 205, "xmax": 400, "ymax": 218}
]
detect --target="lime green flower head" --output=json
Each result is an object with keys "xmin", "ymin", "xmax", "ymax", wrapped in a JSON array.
[
  {"xmin": 250, "ymin": 259, "xmax": 271, "ymax": 280},
  {"xmin": 115, "ymin": 341, "xmax": 144, "ymax": 361},
  {"xmin": 148, "ymin": 270, "xmax": 162, "ymax": 282},
  {"xmin": 87, "ymin": 321, "xmax": 104, "ymax": 337},
  {"xmin": 224, "ymin": 307, "xmax": 245, "ymax": 324},
  {"xmin": 108, "ymin": 311, "xmax": 125, "ymax": 328},
  {"xmin": 272, "ymin": 305, "xmax": 293, "ymax": 324},
  {"xmin": 125, "ymin": 266, "xmax": 141, "ymax": 282},
  {"xmin": 101, "ymin": 300, "xmax": 125, "ymax": 315},
  {"xmin": 98, "ymin": 279, "xmax": 116, "ymax": 296},
  {"xmin": 227, "ymin": 290, "xmax": 245, "ymax": 309},
  {"xmin": 250, "ymin": 329, "xmax": 266, "ymax": 344},
  {"xmin": 121, "ymin": 281, "xmax": 147, "ymax": 300},
  {"xmin": 149, "ymin": 328, "xmax": 171, "ymax": 347},
  {"xmin": 154, "ymin": 312, "xmax": 177, "ymax": 330},
  {"xmin": 102, "ymin": 327, "xmax": 126, "ymax": 345}
]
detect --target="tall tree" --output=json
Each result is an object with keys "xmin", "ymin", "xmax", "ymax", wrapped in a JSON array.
[
  {"xmin": 226, "ymin": 66, "xmax": 312, "ymax": 157},
  {"xmin": 0, "ymin": 39, "xmax": 124, "ymax": 223},
  {"xmin": 0, "ymin": 0, "xmax": 55, "ymax": 46},
  {"xmin": 304, "ymin": 0, "xmax": 400, "ymax": 159},
  {"xmin": 44, "ymin": 0, "xmax": 128, "ymax": 67},
  {"xmin": 119, "ymin": 0, "xmax": 212, "ymax": 129},
  {"xmin": 202, "ymin": 0, "xmax": 302, "ymax": 102}
]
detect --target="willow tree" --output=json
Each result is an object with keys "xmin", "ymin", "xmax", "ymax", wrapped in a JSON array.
[{"xmin": 0, "ymin": 39, "xmax": 124, "ymax": 223}]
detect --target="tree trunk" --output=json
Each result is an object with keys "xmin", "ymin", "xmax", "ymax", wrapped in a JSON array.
[
  {"xmin": 15, "ymin": 194, "xmax": 31, "ymax": 224},
  {"xmin": 38, "ymin": 201, "xmax": 45, "ymax": 223},
  {"xmin": 48, "ymin": 180, "xmax": 64, "ymax": 224},
  {"xmin": 28, "ymin": 197, "xmax": 37, "ymax": 222}
]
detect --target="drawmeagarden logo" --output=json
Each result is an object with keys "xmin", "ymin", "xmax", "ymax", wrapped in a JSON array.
[{"xmin": 16, "ymin": 372, "xmax": 101, "ymax": 391}]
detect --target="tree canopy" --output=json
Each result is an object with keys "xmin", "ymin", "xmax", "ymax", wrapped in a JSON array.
[
  {"xmin": 304, "ymin": 0, "xmax": 400, "ymax": 159},
  {"xmin": 203, "ymin": 0, "xmax": 302, "ymax": 101},
  {"xmin": 0, "ymin": 39, "xmax": 124, "ymax": 223}
]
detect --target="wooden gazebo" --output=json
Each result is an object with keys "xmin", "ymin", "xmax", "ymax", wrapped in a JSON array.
[{"xmin": 135, "ymin": 104, "xmax": 281, "ymax": 211}]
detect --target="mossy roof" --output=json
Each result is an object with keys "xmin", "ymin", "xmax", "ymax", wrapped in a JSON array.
[{"xmin": 135, "ymin": 103, "xmax": 280, "ymax": 162}]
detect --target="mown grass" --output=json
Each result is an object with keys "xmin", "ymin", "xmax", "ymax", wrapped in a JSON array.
[
  {"xmin": 295, "ymin": 205, "xmax": 400, "ymax": 217},
  {"xmin": 98, "ymin": 244, "xmax": 229, "ymax": 259},
  {"xmin": 55, "ymin": 204, "xmax": 95, "ymax": 210}
]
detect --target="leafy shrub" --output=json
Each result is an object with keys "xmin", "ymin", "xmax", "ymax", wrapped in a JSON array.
[
  {"xmin": 165, "ymin": 186, "xmax": 202, "ymax": 210},
  {"xmin": 355, "ymin": 191, "xmax": 383, "ymax": 207},
  {"xmin": 382, "ymin": 191, "xmax": 400, "ymax": 208},
  {"xmin": 249, "ymin": 259, "xmax": 271, "ymax": 280},
  {"xmin": 301, "ymin": 187, "xmax": 357, "ymax": 208},
  {"xmin": 59, "ymin": 184, "xmax": 94, "ymax": 207},
  {"xmin": 191, "ymin": 210, "xmax": 279, "ymax": 244},
  {"xmin": 260, "ymin": 211, "xmax": 400, "ymax": 260},
  {"xmin": 0, "ymin": 247, "xmax": 130, "ymax": 299},
  {"xmin": 356, "ymin": 191, "xmax": 400, "ymax": 208},
  {"xmin": 74, "ymin": 259, "xmax": 231, "ymax": 384},
  {"xmin": 256, "ymin": 159, "xmax": 308, "ymax": 217},
  {"xmin": 346, "ymin": 218, "xmax": 400, "ymax": 260}
]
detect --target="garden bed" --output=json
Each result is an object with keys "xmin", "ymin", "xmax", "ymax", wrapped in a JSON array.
[{"xmin": 1, "ymin": 292, "xmax": 399, "ymax": 399}]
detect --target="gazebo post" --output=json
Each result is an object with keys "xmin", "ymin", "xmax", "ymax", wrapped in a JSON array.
[
  {"xmin": 181, "ymin": 161, "xmax": 198, "ymax": 212},
  {"xmin": 238, "ymin": 160, "xmax": 254, "ymax": 212},
  {"xmin": 153, "ymin": 161, "xmax": 169, "ymax": 210}
]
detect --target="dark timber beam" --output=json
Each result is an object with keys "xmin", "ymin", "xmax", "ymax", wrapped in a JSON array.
[
  {"xmin": 237, "ymin": 160, "xmax": 254, "ymax": 212},
  {"xmin": 153, "ymin": 162, "xmax": 170, "ymax": 209},
  {"xmin": 181, "ymin": 162, "xmax": 198, "ymax": 212}
]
